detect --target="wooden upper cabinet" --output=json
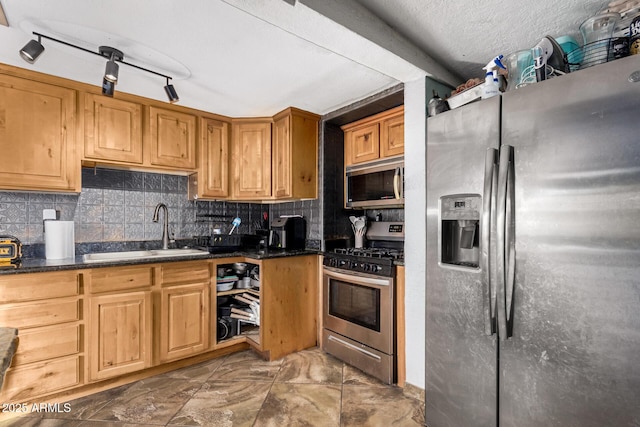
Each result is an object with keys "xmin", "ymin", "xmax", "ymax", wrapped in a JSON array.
[
  {"xmin": 190, "ymin": 117, "xmax": 230, "ymax": 199},
  {"xmin": 0, "ymin": 73, "xmax": 79, "ymax": 192},
  {"xmin": 342, "ymin": 106, "xmax": 404, "ymax": 166},
  {"xmin": 272, "ymin": 108, "xmax": 320, "ymax": 200},
  {"xmin": 231, "ymin": 120, "xmax": 272, "ymax": 199},
  {"xmin": 346, "ymin": 122, "xmax": 380, "ymax": 165},
  {"xmin": 83, "ymin": 94, "xmax": 143, "ymax": 164},
  {"xmin": 380, "ymin": 110, "xmax": 405, "ymax": 158},
  {"xmin": 272, "ymin": 113, "xmax": 291, "ymax": 198},
  {"xmin": 149, "ymin": 106, "xmax": 197, "ymax": 170}
]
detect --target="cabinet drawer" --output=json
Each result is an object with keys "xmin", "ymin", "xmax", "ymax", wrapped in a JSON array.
[
  {"xmin": 0, "ymin": 355, "xmax": 82, "ymax": 401},
  {"xmin": 12, "ymin": 323, "xmax": 81, "ymax": 366},
  {"xmin": 160, "ymin": 261, "xmax": 210, "ymax": 285},
  {"xmin": 89, "ymin": 266, "xmax": 153, "ymax": 294},
  {"xmin": 0, "ymin": 271, "xmax": 79, "ymax": 303},
  {"xmin": 0, "ymin": 297, "xmax": 80, "ymax": 329}
]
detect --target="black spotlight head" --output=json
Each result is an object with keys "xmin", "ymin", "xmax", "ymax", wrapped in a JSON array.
[
  {"xmin": 99, "ymin": 46, "xmax": 123, "ymax": 83},
  {"xmin": 102, "ymin": 78, "xmax": 115, "ymax": 97},
  {"xmin": 164, "ymin": 83, "xmax": 179, "ymax": 103},
  {"xmin": 20, "ymin": 38, "xmax": 45, "ymax": 64},
  {"xmin": 104, "ymin": 60, "xmax": 119, "ymax": 83}
]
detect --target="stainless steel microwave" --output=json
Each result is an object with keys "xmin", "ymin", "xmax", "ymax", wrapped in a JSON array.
[{"xmin": 345, "ymin": 157, "xmax": 404, "ymax": 209}]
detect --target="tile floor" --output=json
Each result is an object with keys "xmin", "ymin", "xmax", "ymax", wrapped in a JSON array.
[{"xmin": 1, "ymin": 348, "xmax": 424, "ymax": 426}]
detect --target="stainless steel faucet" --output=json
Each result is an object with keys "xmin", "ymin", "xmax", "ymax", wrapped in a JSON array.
[{"xmin": 152, "ymin": 203, "xmax": 170, "ymax": 250}]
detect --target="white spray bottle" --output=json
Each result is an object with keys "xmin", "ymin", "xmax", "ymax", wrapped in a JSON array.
[{"xmin": 481, "ymin": 55, "xmax": 506, "ymax": 99}]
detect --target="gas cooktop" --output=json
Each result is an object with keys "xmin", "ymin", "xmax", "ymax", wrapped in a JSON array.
[
  {"xmin": 324, "ymin": 247, "xmax": 401, "ymax": 277},
  {"xmin": 333, "ymin": 247, "xmax": 404, "ymax": 261}
]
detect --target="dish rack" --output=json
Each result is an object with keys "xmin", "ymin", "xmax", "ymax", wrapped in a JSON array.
[{"xmin": 566, "ymin": 38, "xmax": 626, "ymax": 71}]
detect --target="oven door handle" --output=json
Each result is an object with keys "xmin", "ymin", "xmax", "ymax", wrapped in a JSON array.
[
  {"xmin": 327, "ymin": 334, "xmax": 382, "ymax": 361},
  {"xmin": 323, "ymin": 267, "xmax": 392, "ymax": 287}
]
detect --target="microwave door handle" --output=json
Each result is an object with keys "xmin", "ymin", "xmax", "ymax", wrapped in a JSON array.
[{"xmin": 393, "ymin": 167, "xmax": 401, "ymax": 199}]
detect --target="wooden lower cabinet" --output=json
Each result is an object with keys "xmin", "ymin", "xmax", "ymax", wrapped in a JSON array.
[
  {"xmin": 156, "ymin": 260, "xmax": 211, "ymax": 363},
  {"xmin": 260, "ymin": 255, "xmax": 318, "ymax": 360},
  {"xmin": 0, "ymin": 255, "xmax": 319, "ymax": 402},
  {"xmin": 0, "ymin": 270, "xmax": 83, "ymax": 401},
  {"xmin": 89, "ymin": 291, "xmax": 152, "ymax": 381},
  {"xmin": 159, "ymin": 283, "xmax": 209, "ymax": 362},
  {"xmin": 1, "ymin": 356, "xmax": 82, "ymax": 402}
]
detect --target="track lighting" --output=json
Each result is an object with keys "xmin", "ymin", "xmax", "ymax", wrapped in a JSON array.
[
  {"xmin": 18, "ymin": 32, "xmax": 179, "ymax": 102},
  {"xmin": 100, "ymin": 47, "xmax": 123, "ymax": 84},
  {"xmin": 164, "ymin": 78, "xmax": 179, "ymax": 103},
  {"xmin": 19, "ymin": 34, "xmax": 44, "ymax": 63}
]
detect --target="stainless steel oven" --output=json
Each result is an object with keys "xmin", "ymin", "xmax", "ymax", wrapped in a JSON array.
[
  {"xmin": 322, "ymin": 224, "xmax": 403, "ymax": 384},
  {"xmin": 323, "ymin": 266, "xmax": 395, "ymax": 384}
]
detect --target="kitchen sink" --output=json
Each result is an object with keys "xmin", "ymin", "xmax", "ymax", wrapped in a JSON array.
[{"xmin": 82, "ymin": 248, "xmax": 210, "ymax": 263}]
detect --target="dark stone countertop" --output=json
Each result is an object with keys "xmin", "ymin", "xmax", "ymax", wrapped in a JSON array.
[
  {"xmin": 0, "ymin": 249, "xmax": 320, "ymax": 276},
  {"xmin": 0, "ymin": 328, "xmax": 18, "ymax": 389}
]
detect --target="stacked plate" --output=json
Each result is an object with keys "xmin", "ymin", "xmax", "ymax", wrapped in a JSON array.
[{"xmin": 217, "ymin": 275, "xmax": 237, "ymax": 292}]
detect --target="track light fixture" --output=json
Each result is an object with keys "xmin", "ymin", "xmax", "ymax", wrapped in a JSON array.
[
  {"xmin": 19, "ymin": 34, "xmax": 45, "ymax": 63},
  {"xmin": 19, "ymin": 32, "xmax": 179, "ymax": 102},
  {"xmin": 100, "ymin": 46, "xmax": 123, "ymax": 84},
  {"xmin": 164, "ymin": 78, "xmax": 179, "ymax": 103}
]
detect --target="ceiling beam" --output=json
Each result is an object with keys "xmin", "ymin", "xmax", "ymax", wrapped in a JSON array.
[{"xmin": 222, "ymin": 0, "xmax": 461, "ymax": 87}]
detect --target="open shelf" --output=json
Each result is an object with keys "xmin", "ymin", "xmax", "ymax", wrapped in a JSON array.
[
  {"xmin": 217, "ymin": 288, "xmax": 260, "ymax": 297},
  {"xmin": 216, "ymin": 262, "xmax": 260, "ymax": 349}
]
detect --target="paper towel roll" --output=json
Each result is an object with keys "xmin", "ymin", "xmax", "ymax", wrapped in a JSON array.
[{"xmin": 45, "ymin": 221, "xmax": 75, "ymax": 260}]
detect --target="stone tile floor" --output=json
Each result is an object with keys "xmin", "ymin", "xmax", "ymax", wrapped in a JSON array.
[{"xmin": 0, "ymin": 348, "xmax": 424, "ymax": 426}]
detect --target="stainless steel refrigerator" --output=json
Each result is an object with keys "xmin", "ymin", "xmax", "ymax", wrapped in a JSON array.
[{"xmin": 425, "ymin": 55, "xmax": 640, "ymax": 427}]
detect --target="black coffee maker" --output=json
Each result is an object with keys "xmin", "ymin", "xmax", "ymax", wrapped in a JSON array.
[{"xmin": 269, "ymin": 216, "xmax": 306, "ymax": 250}]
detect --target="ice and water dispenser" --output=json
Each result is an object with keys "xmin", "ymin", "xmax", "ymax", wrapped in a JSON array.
[{"xmin": 440, "ymin": 194, "xmax": 480, "ymax": 268}]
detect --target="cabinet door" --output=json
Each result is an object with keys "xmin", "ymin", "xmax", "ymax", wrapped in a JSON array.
[
  {"xmin": 159, "ymin": 283, "xmax": 209, "ymax": 362},
  {"xmin": 0, "ymin": 74, "xmax": 78, "ymax": 192},
  {"xmin": 199, "ymin": 118, "xmax": 230, "ymax": 198},
  {"xmin": 272, "ymin": 113, "xmax": 292, "ymax": 198},
  {"xmin": 272, "ymin": 109, "xmax": 319, "ymax": 200},
  {"xmin": 260, "ymin": 255, "xmax": 318, "ymax": 360},
  {"xmin": 89, "ymin": 291, "xmax": 152, "ymax": 381},
  {"xmin": 380, "ymin": 112, "xmax": 404, "ymax": 158},
  {"xmin": 231, "ymin": 121, "xmax": 272, "ymax": 199},
  {"xmin": 149, "ymin": 106, "xmax": 197, "ymax": 169},
  {"xmin": 348, "ymin": 123, "xmax": 380, "ymax": 165},
  {"xmin": 83, "ymin": 94, "xmax": 143, "ymax": 164}
]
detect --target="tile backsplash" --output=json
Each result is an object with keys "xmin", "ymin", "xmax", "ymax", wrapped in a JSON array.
[{"xmin": 0, "ymin": 168, "xmax": 265, "ymax": 246}]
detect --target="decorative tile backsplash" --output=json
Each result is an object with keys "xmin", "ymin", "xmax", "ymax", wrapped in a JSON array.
[{"xmin": 0, "ymin": 168, "xmax": 266, "ymax": 246}]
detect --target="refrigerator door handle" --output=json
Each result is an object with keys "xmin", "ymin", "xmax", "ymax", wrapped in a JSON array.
[
  {"xmin": 505, "ymin": 148, "xmax": 516, "ymax": 331},
  {"xmin": 496, "ymin": 144, "xmax": 513, "ymax": 340},
  {"xmin": 482, "ymin": 148, "xmax": 498, "ymax": 335}
]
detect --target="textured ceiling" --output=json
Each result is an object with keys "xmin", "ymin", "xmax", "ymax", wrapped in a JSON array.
[
  {"xmin": 354, "ymin": 0, "xmax": 608, "ymax": 83},
  {"xmin": 0, "ymin": 0, "xmax": 612, "ymax": 115}
]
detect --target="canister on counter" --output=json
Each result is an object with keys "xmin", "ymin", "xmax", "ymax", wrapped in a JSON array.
[{"xmin": 631, "ymin": 15, "xmax": 640, "ymax": 55}]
